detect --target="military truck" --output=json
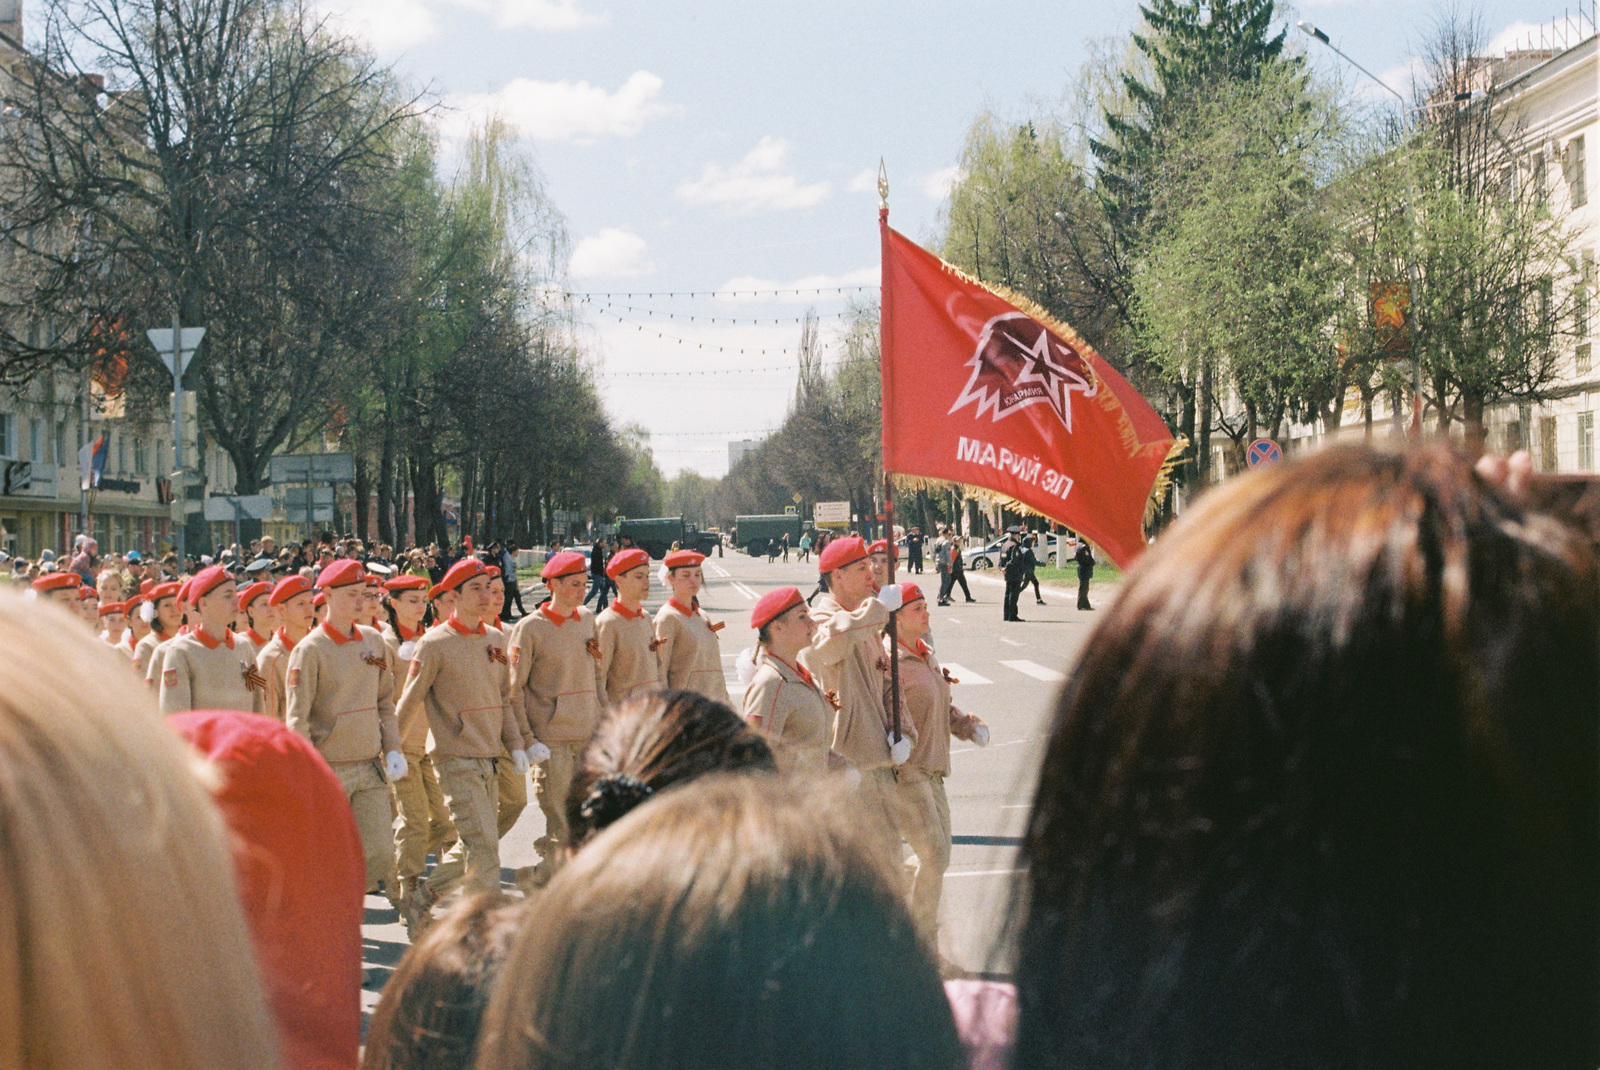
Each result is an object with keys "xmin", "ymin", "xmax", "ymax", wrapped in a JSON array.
[
  {"xmin": 734, "ymin": 514, "xmax": 804, "ymax": 557},
  {"xmin": 615, "ymin": 516, "xmax": 719, "ymax": 559}
]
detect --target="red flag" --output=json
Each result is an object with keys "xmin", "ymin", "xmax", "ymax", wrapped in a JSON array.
[{"xmin": 879, "ymin": 213, "xmax": 1174, "ymax": 569}]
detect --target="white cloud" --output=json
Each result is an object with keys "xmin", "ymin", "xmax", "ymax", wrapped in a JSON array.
[
  {"xmin": 570, "ymin": 228, "xmax": 653, "ymax": 278},
  {"xmin": 1487, "ymin": 20, "xmax": 1545, "ymax": 56},
  {"xmin": 449, "ymin": 0, "xmax": 606, "ymax": 31},
  {"xmin": 677, "ymin": 137, "xmax": 832, "ymax": 214},
  {"xmin": 919, "ymin": 165, "xmax": 965, "ymax": 201},
  {"xmin": 847, "ymin": 167, "xmax": 879, "ymax": 193},
  {"xmin": 314, "ymin": 0, "xmax": 437, "ymax": 52},
  {"xmin": 715, "ymin": 266, "xmax": 878, "ymax": 303},
  {"xmin": 443, "ymin": 71, "xmax": 676, "ymax": 143}
]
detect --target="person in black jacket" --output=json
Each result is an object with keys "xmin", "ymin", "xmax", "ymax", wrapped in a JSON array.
[
  {"xmin": 1001, "ymin": 529, "xmax": 1027, "ymax": 622},
  {"xmin": 1073, "ymin": 538, "xmax": 1096, "ymax": 610}
]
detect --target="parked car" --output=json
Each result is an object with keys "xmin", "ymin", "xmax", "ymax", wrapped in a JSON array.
[{"xmin": 961, "ymin": 534, "xmax": 1061, "ymax": 570}]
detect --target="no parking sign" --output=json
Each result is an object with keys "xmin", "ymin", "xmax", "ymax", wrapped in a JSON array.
[{"xmin": 1246, "ymin": 438, "xmax": 1282, "ymax": 470}]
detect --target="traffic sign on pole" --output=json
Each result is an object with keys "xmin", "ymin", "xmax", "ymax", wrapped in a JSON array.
[{"xmin": 1246, "ymin": 438, "xmax": 1283, "ymax": 470}]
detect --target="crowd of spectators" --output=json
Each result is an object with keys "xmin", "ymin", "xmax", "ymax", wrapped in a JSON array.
[{"xmin": 2, "ymin": 443, "xmax": 1597, "ymax": 1070}]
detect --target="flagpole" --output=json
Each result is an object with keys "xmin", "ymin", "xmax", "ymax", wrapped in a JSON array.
[{"xmin": 877, "ymin": 160, "xmax": 903, "ymax": 745}]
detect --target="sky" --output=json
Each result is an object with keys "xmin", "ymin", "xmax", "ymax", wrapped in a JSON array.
[{"xmin": 310, "ymin": 0, "xmax": 1556, "ymax": 477}]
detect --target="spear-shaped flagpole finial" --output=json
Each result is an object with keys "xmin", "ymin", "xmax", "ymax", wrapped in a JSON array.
[{"xmin": 877, "ymin": 157, "xmax": 889, "ymax": 209}]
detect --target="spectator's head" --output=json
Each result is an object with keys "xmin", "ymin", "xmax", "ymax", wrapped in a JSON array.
[
  {"xmin": 567, "ymin": 690, "xmax": 774, "ymax": 848},
  {"xmin": 361, "ymin": 895, "xmax": 522, "ymax": 1070},
  {"xmin": 479, "ymin": 776, "xmax": 963, "ymax": 1070},
  {"xmin": 0, "ymin": 594, "xmax": 279, "ymax": 1069},
  {"xmin": 1013, "ymin": 445, "xmax": 1600, "ymax": 1070}
]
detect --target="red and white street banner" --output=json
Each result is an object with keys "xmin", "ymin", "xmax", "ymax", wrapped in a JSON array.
[{"xmin": 879, "ymin": 213, "xmax": 1175, "ymax": 569}]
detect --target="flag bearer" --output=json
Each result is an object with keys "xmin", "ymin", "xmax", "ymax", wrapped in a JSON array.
[
  {"xmin": 884, "ymin": 583, "xmax": 990, "ymax": 953},
  {"xmin": 654, "ymin": 549, "xmax": 729, "ymax": 703},
  {"xmin": 158, "ymin": 566, "xmax": 265, "ymax": 715},
  {"xmin": 507, "ymin": 550, "xmax": 600, "ymax": 884},
  {"xmin": 806, "ymin": 536, "xmax": 914, "ymax": 869},
  {"xmin": 257, "ymin": 576, "xmax": 315, "ymax": 722},
  {"xmin": 595, "ymin": 547, "xmax": 662, "ymax": 706},
  {"xmin": 132, "ymin": 581, "xmax": 182, "ymax": 678},
  {"xmin": 285, "ymin": 558, "xmax": 407, "ymax": 909},
  {"xmin": 741, "ymin": 586, "xmax": 838, "ymax": 778},
  {"xmin": 396, "ymin": 558, "xmax": 529, "ymax": 931},
  {"xmin": 237, "ymin": 581, "xmax": 275, "ymax": 648}
]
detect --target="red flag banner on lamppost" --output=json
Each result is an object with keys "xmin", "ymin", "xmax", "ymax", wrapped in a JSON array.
[{"xmin": 879, "ymin": 212, "xmax": 1176, "ymax": 569}]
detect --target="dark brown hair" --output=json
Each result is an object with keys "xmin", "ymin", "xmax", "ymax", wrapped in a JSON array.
[
  {"xmin": 360, "ymin": 895, "xmax": 523, "ymax": 1070},
  {"xmin": 1014, "ymin": 445, "xmax": 1600, "ymax": 1069},
  {"xmin": 565, "ymin": 689, "xmax": 775, "ymax": 846},
  {"xmin": 478, "ymin": 775, "xmax": 964, "ymax": 1070}
]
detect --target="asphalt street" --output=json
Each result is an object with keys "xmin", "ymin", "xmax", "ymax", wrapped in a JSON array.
[{"xmin": 360, "ymin": 548, "xmax": 1112, "ymax": 1015}]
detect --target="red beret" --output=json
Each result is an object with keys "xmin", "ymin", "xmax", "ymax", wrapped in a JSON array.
[
  {"xmin": 148, "ymin": 581, "xmax": 181, "ymax": 603},
  {"xmin": 384, "ymin": 575, "xmax": 429, "ymax": 593},
  {"xmin": 485, "ymin": 565, "xmax": 501, "ymax": 579},
  {"xmin": 606, "ymin": 548, "xmax": 650, "ymax": 579},
  {"xmin": 663, "ymin": 549, "xmax": 705, "ymax": 570},
  {"xmin": 268, "ymin": 575, "xmax": 312, "ymax": 607},
  {"xmin": 818, "ymin": 536, "xmax": 868, "ymax": 574},
  {"xmin": 313, "ymin": 590, "xmax": 327, "ymax": 608},
  {"xmin": 78, "ymin": 585, "xmax": 97, "ymax": 600},
  {"xmin": 176, "ymin": 579, "xmax": 193, "ymax": 605},
  {"xmin": 98, "ymin": 601, "xmax": 126, "ymax": 616},
  {"xmin": 317, "ymin": 559, "xmax": 365, "ymax": 590},
  {"xmin": 427, "ymin": 584, "xmax": 447, "ymax": 602},
  {"xmin": 897, "ymin": 583, "xmax": 926, "ymax": 606},
  {"xmin": 124, "ymin": 594, "xmax": 145, "ymax": 612},
  {"xmin": 237, "ymin": 581, "xmax": 273, "ymax": 610},
  {"xmin": 440, "ymin": 557, "xmax": 488, "ymax": 592},
  {"xmin": 189, "ymin": 565, "xmax": 235, "ymax": 605},
  {"xmin": 868, "ymin": 539, "xmax": 897, "ymax": 559},
  {"xmin": 540, "ymin": 551, "xmax": 588, "ymax": 580},
  {"xmin": 365, "ymin": 574, "xmax": 382, "ymax": 587},
  {"xmin": 750, "ymin": 586, "xmax": 804, "ymax": 631},
  {"xmin": 139, "ymin": 578, "xmax": 155, "ymax": 595},
  {"xmin": 30, "ymin": 571, "xmax": 79, "ymax": 593}
]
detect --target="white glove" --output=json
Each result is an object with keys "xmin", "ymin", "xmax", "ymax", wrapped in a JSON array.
[
  {"xmin": 735, "ymin": 646, "xmax": 760, "ymax": 687},
  {"xmin": 397, "ymin": 639, "xmax": 417, "ymax": 661},
  {"xmin": 384, "ymin": 750, "xmax": 408, "ymax": 782},
  {"xmin": 888, "ymin": 732, "xmax": 912, "ymax": 765},
  {"xmin": 877, "ymin": 584, "xmax": 904, "ymax": 613},
  {"xmin": 527, "ymin": 740, "xmax": 552, "ymax": 763},
  {"xmin": 511, "ymin": 749, "xmax": 531, "ymax": 775},
  {"xmin": 972, "ymin": 723, "xmax": 991, "ymax": 747}
]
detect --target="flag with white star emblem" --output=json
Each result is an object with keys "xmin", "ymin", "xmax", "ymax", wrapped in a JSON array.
[{"xmin": 879, "ymin": 213, "xmax": 1175, "ymax": 568}]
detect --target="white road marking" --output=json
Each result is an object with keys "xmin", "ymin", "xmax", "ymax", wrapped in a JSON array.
[
  {"xmin": 951, "ymin": 738, "xmax": 1033, "ymax": 754},
  {"xmin": 708, "ymin": 564, "xmax": 731, "ymax": 578},
  {"xmin": 731, "ymin": 582, "xmax": 759, "ymax": 600},
  {"xmin": 999, "ymin": 804, "xmax": 1032, "ymax": 810},
  {"xmin": 938, "ymin": 662, "xmax": 991, "ymax": 685},
  {"xmin": 1000, "ymin": 659, "xmax": 1065, "ymax": 682},
  {"xmin": 946, "ymin": 868, "xmax": 1025, "ymax": 878},
  {"xmin": 998, "ymin": 637, "xmax": 1025, "ymax": 647},
  {"xmin": 944, "ymin": 617, "xmax": 961, "ymax": 624}
]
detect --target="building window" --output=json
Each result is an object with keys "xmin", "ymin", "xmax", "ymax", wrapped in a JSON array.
[
  {"xmin": 54, "ymin": 421, "xmax": 65, "ymax": 464},
  {"xmin": 115, "ymin": 434, "xmax": 126, "ymax": 473},
  {"xmin": 134, "ymin": 436, "xmax": 147, "ymax": 474},
  {"xmin": 1540, "ymin": 415, "xmax": 1559, "ymax": 471},
  {"xmin": 1579, "ymin": 344, "xmax": 1593, "ymax": 375},
  {"xmin": 1582, "ymin": 412, "xmax": 1596, "ymax": 470},
  {"xmin": 1570, "ymin": 136, "xmax": 1588, "ymax": 208},
  {"xmin": 1505, "ymin": 420, "xmax": 1524, "ymax": 452},
  {"xmin": 0, "ymin": 413, "xmax": 12, "ymax": 458},
  {"xmin": 1579, "ymin": 252, "xmax": 1594, "ymax": 338},
  {"xmin": 1533, "ymin": 153, "xmax": 1549, "ymax": 206},
  {"xmin": 28, "ymin": 418, "xmax": 41, "ymax": 462}
]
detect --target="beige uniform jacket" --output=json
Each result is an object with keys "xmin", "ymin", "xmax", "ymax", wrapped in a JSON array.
[
  {"xmin": 507, "ymin": 604, "xmax": 606, "ymax": 747},
  {"xmin": 743, "ymin": 653, "xmax": 834, "ymax": 777},
  {"xmin": 654, "ymin": 598, "xmax": 729, "ymax": 704},
  {"xmin": 158, "ymin": 629, "xmax": 265, "ymax": 716},
  {"xmin": 132, "ymin": 630, "xmax": 164, "ymax": 679},
  {"xmin": 595, "ymin": 602, "xmax": 663, "ymax": 706},
  {"xmin": 887, "ymin": 638, "xmax": 980, "ymax": 778},
  {"xmin": 394, "ymin": 615, "xmax": 522, "ymax": 760},
  {"xmin": 142, "ymin": 632, "xmax": 185, "ymax": 687},
  {"xmin": 381, "ymin": 623, "xmax": 430, "ymax": 754},
  {"xmin": 255, "ymin": 629, "xmax": 302, "ymax": 723},
  {"xmin": 803, "ymin": 593, "xmax": 909, "ymax": 770},
  {"xmin": 285, "ymin": 621, "xmax": 402, "ymax": 763},
  {"xmin": 487, "ymin": 621, "xmax": 535, "ymax": 748}
]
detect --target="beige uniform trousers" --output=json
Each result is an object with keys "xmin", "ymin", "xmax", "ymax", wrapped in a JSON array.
[
  {"xmin": 430, "ymin": 756, "xmax": 501, "ymax": 898},
  {"xmin": 332, "ymin": 759, "xmax": 399, "ymax": 897},
  {"xmin": 532, "ymin": 741, "xmax": 582, "ymax": 873},
  {"xmin": 497, "ymin": 750, "xmax": 529, "ymax": 839},
  {"xmin": 858, "ymin": 766, "xmax": 906, "ymax": 878},
  {"xmin": 390, "ymin": 753, "xmax": 456, "ymax": 882},
  {"xmin": 893, "ymin": 766, "xmax": 952, "ymax": 946}
]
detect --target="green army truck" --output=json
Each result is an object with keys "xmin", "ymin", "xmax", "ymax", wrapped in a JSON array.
[
  {"xmin": 734, "ymin": 514, "xmax": 804, "ymax": 557},
  {"xmin": 615, "ymin": 516, "xmax": 719, "ymax": 559}
]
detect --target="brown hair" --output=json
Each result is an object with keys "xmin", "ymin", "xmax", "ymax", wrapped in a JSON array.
[
  {"xmin": 478, "ymin": 775, "xmax": 964, "ymax": 1070},
  {"xmin": 1012, "ymin": 445, "xmax": 1600, "ymax": 1069},
  {"xmin": 565, "ymin": 689, "xmax": 775, "ymax": 846},
  {"xmin": 0, "ymin": 593, "xmax": 280, "ymax": 1069},
  {"xmin": 361, "ymin": 895, "xmax": 523, "ymax": 1070}
]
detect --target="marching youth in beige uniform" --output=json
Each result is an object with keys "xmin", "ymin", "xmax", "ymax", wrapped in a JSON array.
[
  {"xmin": 256, "ymin": 575, "xmax": 315, "ymax": 722},
  {"xmin": 237, "ymin": 580, "xmax": 276, "ymax": 651},
  {"xmin": 395, "ymin": 558, "xmax": 529, "ymax": 932},
  {"xmin": 883, "ymin": 583, "xmax": 989, "ymax": 949},
  {"xmin": 484, "ymin": 566, "xmax": 532, "ymax": 838},
  {"xmin": 285, "ymin": 558, "xmax": 407, "ymax": 906},
  {"xmin": 803, "ymin": 536, "xmax": 914, "ymax": 868},
  {"xmin": 507, "ymin": 551, "xmax": 600, "ymax": 883},
  {"xmin": 595, "ymin": 547, "xmax": 663, "ymax": 705},
  {"xmin": 133, "ymin": 581, "xmax": 182, "ymax": 682},
  {"xmin": 741, "ymin": 586, "xmax": 839, "ymax": 778},
  {"xmin": 145, "ymin": 578, "xmax": 197, "ymax": 689},
  {"xmin": 653, "ymin": 549, "xmax": 729, "ymax": 704},
  {"xmin": 158, "ymin": 567, "xmax": 265, "ymax": 716},
  {"xmin": 120, "ymin": 593, "xmax": 151, "ymax": 659}
]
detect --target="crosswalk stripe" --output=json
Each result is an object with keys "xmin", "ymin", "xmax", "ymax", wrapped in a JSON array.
[
  {"xmin": 731, "ymin": 582, "xmax": 758, "ymax": 600},
  {"xmin": 1000, "ymin": 659, "xmax": 1065, "ymax": 682},
  {"xmin": 708, "ymin": 564, "xmax": 730, "ymax": 578},
  {"xmin": 939, "ymin": 662, "xmax": 991, "ymax": 685}
]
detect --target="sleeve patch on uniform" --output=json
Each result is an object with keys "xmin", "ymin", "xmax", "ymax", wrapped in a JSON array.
[
  {"xmin": 163, "ymin": 668, "xmax": 178, "ymax": 688},
  {"xmin": 407, "ymin": 659, "xmax": 422, "ymax": 677},
  {"xmin": 288, "ymin": 667, "xmax": 300, "ymax": 686},
  {"xmin": 509, "ymin": 645, "xmax": 521, "ymax": 665}
]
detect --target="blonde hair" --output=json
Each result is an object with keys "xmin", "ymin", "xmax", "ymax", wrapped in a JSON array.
[{"xmin": 0, "ymin": 592, "xmax": 281, "ymax": 1070}]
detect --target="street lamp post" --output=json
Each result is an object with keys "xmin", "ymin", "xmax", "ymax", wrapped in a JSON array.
[
  {"xmin": 146, "ymin": 317, "xmax": 205, "ymax": 566},
  {"xmin": 1299, "ymin": 21, "xmax": 1427, "ymax": 437}
]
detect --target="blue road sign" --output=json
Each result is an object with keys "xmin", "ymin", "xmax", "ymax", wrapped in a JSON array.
[{"xmin": 1246, "ymin": 438, "xmax": 1283, "ymax": 470}]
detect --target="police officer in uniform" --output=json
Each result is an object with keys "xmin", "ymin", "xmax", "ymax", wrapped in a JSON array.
[
  {"xmin": 158, "ymin": 566, "xmax": 266, "ymax": 715},
  {"xmin": 594, "ymin": 547, "xmax": 663, "ymax": 706},
  {"xmin": 654, "ymin": 549, "xmax": 729, "ymax": 703},
  {"xmin": 1000, "ymin": 528, "xmax": 1027, "ymax": 622}
]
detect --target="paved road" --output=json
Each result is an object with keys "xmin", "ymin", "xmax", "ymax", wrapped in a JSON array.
[{"xmin": 360, "ymin": 548, "xmax": 1111, "ymax": 1015}]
